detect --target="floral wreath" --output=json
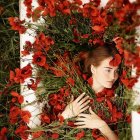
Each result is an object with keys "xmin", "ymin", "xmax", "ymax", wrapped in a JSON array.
[{"xmin": 1, "ymin": 0, "xmax": 140, "ymax": 140}]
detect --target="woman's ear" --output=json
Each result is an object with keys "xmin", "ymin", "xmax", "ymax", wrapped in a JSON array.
[{"xmin": 91, "ymin": 65, "xmax": 95, "ymax": 74}]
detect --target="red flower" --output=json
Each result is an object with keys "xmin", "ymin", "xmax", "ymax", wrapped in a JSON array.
[
  {"xmin": 109, "ymin": 54, "xmax": 121, "ymax": 67},
  {"xmin": 115, "ymin": 4, "xmax": 131, "ymax": 23},
  {"xmin": 96, "ymin": 97, "xmax": 105, "ymax": 102},
  {"xmin": 54, "ymin": 103, "xmax": 65, "ymax": 112},
  {"xmin": 21, "ymin": 41, "xmax": 32, "ymax": 56},
  {"xmin": 113, "ymin": 37, "xmax": 124, "ymax": 54},
  {"xmin": 11, "ymin": 91, "xmax": 24, "ymax": 104},
  {"xmin": 92, "ymin": 39, "xmax": 104, "ymax": 46},
  {"xmin": 8, "ymin": 17, "xmax": 27, "ymax": 34},
  {"xmin": 75, "ymin": 130, "xmax": 85, "ymax": 140},
  {"xmin": 66, "ymin": 77, "xmax": 75, "ymax": 86},
  {"xmin": 27, "ymin": 78, "xmax": 40, "ymax": 90},
  {"xmin": 0, "ymin": 127, "xmax": 8, "ymax": 140},
  {"xmin": 33, "ymin": 33, "xmax": 54, "ymax": 51},
  {"xmin": 72, "ymin": 28, "xmax": 80, "ymax": 43},
  {"xmin": 32, "ymin": 51, "xmax": 46, "ymax": 66},
  {"xmin": 41, "ymin": 114, "xmax": 50, "ymax": 124},
  {"xmin": 124, "ymin": 50, "xmax": 137, "ymax": 67},
  {"xmin": 92, "ymin": 129, "xmax": 100, "ymax": 138},
  {"xmin": 15, "ymin": 124, "xmax": 29, "ymax": 139},
  {"xmin": 39, "ymin": 0, "xmax": 56, "ymax": 17},
  {"xmin": 96, "ymin": 136, "xmax": 106, "ymax": 140},
  {"xmin": 58, "ymin": 114, "xmax": 64, "ymax": 124},
  {"xmin": 9, "ymin": 106, "xmax": 21, "ymax": 124},
  {"xmin": 87, "ymin": 76, "xmax": 93, "ymax": 86},
  {"xmin": 92, "ymin": 25, "xmax": 105, "ymax": 33},
  {"xmin": 32, "ymin": 131, "xmax": 44, "ymax": 138},
  {"xmin": 121, "ymin": 77, "xmax": 138, "ymax": 89},
  {"xmin": 21, "ymin": 64, "xmax": 32, "ymax": 78},
  {"xmin": 57, "ymin": 1, "xmax": 71, "ymax": 15},
  {"xmin": 111, "ymin": 106, "xmax": 123, "ymax": 122},
  {"xmin": 23, "ymin": 0, "xmax": 32, "ymax": 18},
  {"xmin": 81, "ymin": 34, "xmax": 89, "ymax": 39},
  {"xmin": 49, "ymin": 67, "xmax": 65, "ymax": 77},
  {"xmin": 82, "ymin": 74, "xmax": 87, "ymax": 80},
  {"xmin": 82, "ymin": 4, "xmax": 99, "ymax": 18},
  {"xmin": 10, "ymin": 64, "xmax": 32, "ymax": 83},
  {"xmin": 69, "ymin": 17, "xmax": 77, "ymax": 25},
  {"xmin": 21, "ymin": 49, "xmax": 30, "ymax": 56},
  {"xmin": 51, "ymin": 133, "xmax": 59, "ymax": 139},
  {"xmin": 10, "ymin": 70, "xmax": 15, "ymax": 83},
  {"xmin": 126, "ymin": 114, "xmax": 131, "ymax": 123},
  {"xmin": 106, "ymin": 99, "xmax": 113, "ymax": 112},
  {"xmin": 20, "ymin": 110, "xmax": 31, "ymax": 124},
  {"xmin": 67, "ymin": 121, "xmax": 76, "ymax": 127}
]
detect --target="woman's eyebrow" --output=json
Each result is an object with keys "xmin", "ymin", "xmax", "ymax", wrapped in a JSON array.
[
  {"xmin": 104, "ymin": 67, "xmax": 119, "ymax": 70},
  {"xmin": 104, "ymin": 67, "xmax": 112, "ymax": 69}
]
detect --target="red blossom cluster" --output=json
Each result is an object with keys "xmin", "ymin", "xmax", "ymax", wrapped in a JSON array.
[
  {"xmin": 11, "ymin": 91, "xmax": 24, "ymax": 104},
  {"xmin": 7, "ymin": 104, "xmax": 31, "ymax": 139},
  {"xmin": 15, "ymin": 124, "xmax": 30, "ymax": 139},
  {"xmin": 47, "ymin": 87, "xmax": 70, "ymax": 117},
  {"xmin": 8, "ymin": 17, "xmax": 27, "ymax": 34},
  {"xmin": 92, "ymin": 88, "xmax": 125, "ymax": 124},
  {"xmin": 33, "ymin": 33, "xmax": 54, "ymax": 52},
  {"xmin": 0, "ymin": 127, "xmax": 7, "ymax": 140},
  {"xmin": 31, "ymin": 0, "xmax": 83, "ymax": 21},
  {"xmin": 9, "ymin": 105, "xmax": 31, "ymax": 124},
  {"xmin": 120, "ymin": 70, "xmax": 138, "ymax": 89},
  {"xmin": 10, "ymin": 64, "xmax": 32, "ymax": 84},
  {"xmin": 23, "ymin": 0, "xmax": 32, "ymax": 18}
]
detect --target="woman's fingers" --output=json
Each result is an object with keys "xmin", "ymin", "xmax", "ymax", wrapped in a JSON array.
[
  {"xmin": 80, "ymin": 99, "xmax": 90, "ymax": 109},
  {"xmin": 77, "ymin": 113, "xmax": 89, "ymax": 118},
  {"xmin": 70, "ymin": 95, "xmax": 74, "ymax": 103},
  {"xmin": 74, "ymin": 121, "xmax": 85, "ymax": 125},
  {"xmin": 78, "ymin": 95, "xmax": 90, "ymax": 105},
  {"xmin": 75, "ymin": 92, "xmax": 86, "ymax": 102},
  {"xmin": 76, "ymin": 116, "xmax": 86, "ymax": 122},
  {"xmin": 89, "ymin": 107, "xmax": 98, "ymax": 117},
  {"xmin": 80, "ymin": 105, "xmax": 89, "ymax": 113}
]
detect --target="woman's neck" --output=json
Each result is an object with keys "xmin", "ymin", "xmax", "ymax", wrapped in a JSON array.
[{"xmin": 92, "ymin": 76, "xmax": 104, "ymax": 94}]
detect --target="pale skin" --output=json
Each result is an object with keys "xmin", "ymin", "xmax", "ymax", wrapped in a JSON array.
[{"xmin": 61, "ymin": 56, "xmax": 119, "ymax": 140}]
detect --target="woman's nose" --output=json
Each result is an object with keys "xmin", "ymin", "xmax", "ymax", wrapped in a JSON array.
[{"xmin": 110, "ymin": 72, "xmax": 116, "ymax": 80}]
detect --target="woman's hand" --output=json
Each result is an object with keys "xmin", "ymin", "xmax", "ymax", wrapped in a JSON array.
[
  {"xmin": 61, "ymin": 92, "xmax": 90, "ymax": 119},
  {"xmin": 75, "ymin": 107, "xmax": 118, "ymax": 140},
  {"xmin": 74, "ymin": 107, "xmax": 106, "ymax": 130}
]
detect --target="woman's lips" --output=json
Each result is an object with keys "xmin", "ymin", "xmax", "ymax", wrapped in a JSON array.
[{"xmin": 107, "ymin": 81, "xmax": 113, "ymax": 84}]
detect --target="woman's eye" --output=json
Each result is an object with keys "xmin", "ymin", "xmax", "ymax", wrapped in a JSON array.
[{"xmin": 106, "ymin": 69, "xmax": 111, "ymax": 72}]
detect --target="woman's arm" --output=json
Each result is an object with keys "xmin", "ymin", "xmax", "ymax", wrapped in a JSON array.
[
  {"xmin": 75, "ymin": 107, "xmax": 118, "ymax": 140},
  {"xmin": 99, "ymin": 121, "xmax": 118, "ymax": 140}
]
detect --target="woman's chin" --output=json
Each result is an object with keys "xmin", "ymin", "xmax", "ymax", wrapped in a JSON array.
[{"xmin": 104, "ymin": 83, "xmax": 113, "ymax": 88}]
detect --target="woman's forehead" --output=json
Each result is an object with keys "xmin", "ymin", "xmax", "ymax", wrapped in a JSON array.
[{"xmin": 100, "ymin": 57, "xmax": 119, "ymax": 69}]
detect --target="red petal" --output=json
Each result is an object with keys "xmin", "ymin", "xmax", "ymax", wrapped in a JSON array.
[
  {"xmin": 11, "ymin": 91, "xmax": 19, "ymax": 97},
  {"xmin": 109, "ymin": 54, "xmax": 121, "ymax": 67}
]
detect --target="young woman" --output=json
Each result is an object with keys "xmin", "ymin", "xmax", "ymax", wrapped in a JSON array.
[{"xmin": 61, "ymin": 44, "xmax": 120, "ymax": 140}]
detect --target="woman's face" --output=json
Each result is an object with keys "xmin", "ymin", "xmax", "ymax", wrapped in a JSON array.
[{"xmin": 91, "ymin": 57, "xmax": 119, "ymax": 93}]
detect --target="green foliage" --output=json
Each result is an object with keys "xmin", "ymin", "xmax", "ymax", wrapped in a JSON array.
[
  {"xmin": 0, "ymin": 0, "xmax": 19, "ymax": 87},
  {"xmin": 0, "ymin": 1, "xmax": 20, "ymax": 139}
]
